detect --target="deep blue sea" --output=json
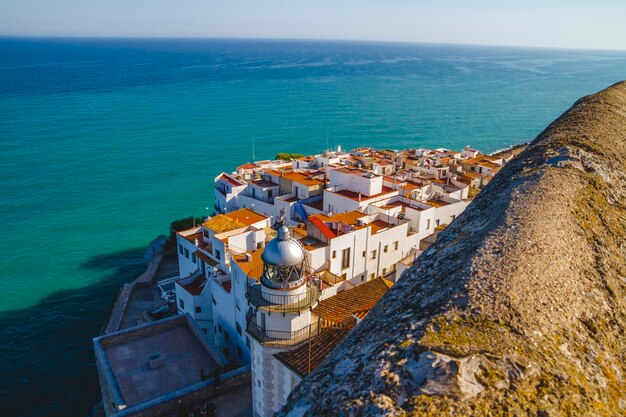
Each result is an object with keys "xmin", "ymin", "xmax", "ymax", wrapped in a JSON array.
[{"xmin": 1, "ymin": 37, "xmax": 626, "ymax": 416}]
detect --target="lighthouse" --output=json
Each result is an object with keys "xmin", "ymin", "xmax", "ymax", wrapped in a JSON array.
[{"xmin": 246, "ymin": 220, "xmax": 320, "ymax": 417}]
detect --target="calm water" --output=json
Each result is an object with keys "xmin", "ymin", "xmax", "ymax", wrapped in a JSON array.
[{"xmin": 1, "ymin": 38, "xmax": 625, "ymax": 416}]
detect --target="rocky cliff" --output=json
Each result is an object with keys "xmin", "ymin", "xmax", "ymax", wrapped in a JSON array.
[{"xmin": 278, "ymin": 81, "xmax": 626, "ymax": 416}]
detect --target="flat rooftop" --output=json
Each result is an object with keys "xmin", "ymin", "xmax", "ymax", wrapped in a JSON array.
[{"xmin": 94, "ymin": 315, "xmax": 226, "ymax": 409}]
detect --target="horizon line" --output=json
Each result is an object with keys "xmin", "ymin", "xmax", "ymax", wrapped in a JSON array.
[{"xmin": 2, "ymin": 34, "xmax": 626, "ymax": 54}]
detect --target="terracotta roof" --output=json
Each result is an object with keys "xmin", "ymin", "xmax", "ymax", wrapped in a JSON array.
[
  {"xmin": 308, "ymin": 216, "xmax": 337, "ymax": 239},
  {"xmin": 203, "ymin": 215, "xmax": 246, "ymax": 234},
  {"xmin": 178, "ymin": 274, "xmax": 207, "ymax": 296},
  {"xmin": 224, "ymin": 208, "xmax": 267, "ymax": 226},
  {"xmin": 423, "ymin": 199, "xmax": 450, "ymax": 208},
  {"xmin": 370, "ymin": 219, "xmax": 393, "ymax": 234},
  {"xmin": 329, "ymin": 186, "xmax": 396, "ymax": 202},
  {"xmin": 313, "ymin": 277, "xmax": 393, "ymax": 326},
  {"xmin": 251, "ymin": 179, "xmax": 279, "ymax": 188},
  {"xmin": 218, "ymin": 173, "xmax": 244, "ymax": 187},
  {"xmin": 274, "ymin": 327, "xmax": 351, "ymax": 378},
  {"xmin": 282, "ymin": 172, "xmax": 324, "ymax": 187},
  {"xmin": 180, "ymin": 232, "xmax": 203, "ymax": 244},
  {"xmin": 237, "ymin": 163, "xmax": 257, "ymax": 170},
  {"xmin": 231, "ymin": 250, "xmax": 264, "ymax": 280}
]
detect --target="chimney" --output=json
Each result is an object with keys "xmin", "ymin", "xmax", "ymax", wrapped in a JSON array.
[{"xmin": 245, "ymin": 253, "xmax": 252, "ymax": 262}]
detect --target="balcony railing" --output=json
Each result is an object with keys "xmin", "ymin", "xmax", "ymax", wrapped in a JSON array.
[
  {"xmin": 246, "ymin": 279, "xmax": 320, "ymax": 312},
  {"xmin": 246, "ymin": 316, "xmax": 321, "ymax": 347}
]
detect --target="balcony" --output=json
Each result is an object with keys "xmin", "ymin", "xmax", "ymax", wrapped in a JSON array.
[
  {"xmin": 246, "ymin": 279, "xmax": 320, "ymax": 313},
  {"xmin": 246, "ymin": 315, "xmax": 320, "ymax": 347}
]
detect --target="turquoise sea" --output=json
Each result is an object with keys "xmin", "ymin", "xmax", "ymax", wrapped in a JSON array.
[{"xmin": 1, "ymin": 38, "xmax": 626, "ymax": 416}]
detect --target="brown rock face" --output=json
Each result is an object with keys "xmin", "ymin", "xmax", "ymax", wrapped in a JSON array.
[{"xmin": 277, "ymin": 81, "xmax": 626, "ymax": 416}]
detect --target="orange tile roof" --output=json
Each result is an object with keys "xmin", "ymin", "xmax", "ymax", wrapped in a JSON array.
[
  {"xmin": 224, "ymin": 208, "xmax": 267, "ymax": 226},
  {"xmin": 330, "ymin": 186, "xmax": 396, "ymax": 202},
  {"xmin": 237, "ymin": 163, "xmax": 257, "ymax": 170},
  {"xmin": 274, "ymin": 327, "xmax": 351, "ymax": 378},
  {"xmin": 218, "ymin": 173, "xmax": 245, "ymax": 187},
  {"xmin": 313, "ymin": 277, "xmax": 393, "ymax": 326},
  {"xmin": 231, "ymin": 250, "xmax": 264, "ymax": 280},
  {"xmin": 178, "ymin": 274, "xmax": 207, "ymax": 296},
  {"xmin": 180, "ymin": 231, "xmax": 203, "ymax": 244},
  {"xmin": 370, "ymin": 219, "xmax": 393, "ymax": 234},
  {"xmin": 203, "ymin": 215, "xmax": 246, "ymax": 234},
  {"xmin": 282, "ymin": 171, "xmax": 324, "ymax": 187}
]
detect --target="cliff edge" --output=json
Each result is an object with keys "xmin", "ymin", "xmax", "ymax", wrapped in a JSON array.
[{"xmin": 278, "ymin": 81, "xmax": 626, "ymax": 416}]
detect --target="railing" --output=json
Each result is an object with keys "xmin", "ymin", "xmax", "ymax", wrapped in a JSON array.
[
  {"xmin": 246, "ymin": 316, "xmax": 321, "ymax": 346},
  {"xmin": 247, "ymin": 280, "xmax": 320, "ymax": 312}
]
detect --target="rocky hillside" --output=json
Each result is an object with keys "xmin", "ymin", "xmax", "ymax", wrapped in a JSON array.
[{"xmin": 278, "ymin": 81, "xmax": 626, "ymax": 416}]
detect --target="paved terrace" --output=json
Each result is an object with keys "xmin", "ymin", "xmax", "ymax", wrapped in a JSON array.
[{"xmin": 95, "ymin": 315, "xmax": 226, "ymax": 409}]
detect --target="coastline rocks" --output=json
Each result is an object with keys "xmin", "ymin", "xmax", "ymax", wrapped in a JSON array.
[{"xmin": 145, "ymin": 234, "xmax": 168, "ymax": 262}]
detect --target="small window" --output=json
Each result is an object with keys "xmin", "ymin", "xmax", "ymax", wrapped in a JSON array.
[
  {"xmin": 218, "ymin": 324, "xmax": 222, "ymax": 333},
  {"xmin": 384, "ymin": 245, "xmax": 388, "ymax": 253},
  {"xmin": 184, "ymin": 248, "xmax": 189, "ymax": 259},
  {"xmin": 202, "ymin": 327, "xmax": 207, "ymax": 334},
  {"xmin": 451, "ymin": 214, "xmax": 456, "ymax": 222},
  {"xmin": 426, "ymin": 219, "xmax": 431, "ymax": 229},
  {"xmin": 362, "ymin": 251, "xmax": 366, "ymax": 257},
  {"xmin": 394, "ymin": 241, "xmax": 399, "ymax": 250},
  {"xmin": 237, "ymin": 346, "xmax": 242, "ymax": 358},
  {"xmin": 224, "ymin": 331, "xmax": 230, "ymax": 341},
  {"xmin": 382, "ymin": 267, "xmax": 387, "ymax": 275},
  {"xmin": 212, "ymin": 296, "xmax": 217, "ymax": 306},
  {"xmin": 191, "ymin": 253, "xmax": 196, "ymax": 263},
  {"xmin": 369, "ymin": 273, "xmax": 375, "ymax": 280},
  {"xmin": 370, "ymin": 250, "xmax": 377, "ymax": 260},
  {"xmin": 236, "ymin": 322, "xmax": 242, "ymax": 336},
  {"xmin": 195, "ymin": 306, "xmax": 202, "ymax": 314},
  {"xmin": 178, "ymin": 244, "xmax": 183, "ymax": 255},
  {"xmin": 179, "ymin": 299, "xmax": 185, "ymax": 309},
  {"xmin": 332, "ymin": 250, "xmax": 336, "ymax": 259},
  {"xmin": 215, "ymin": 249, "xmax": 221, "ymax": 260},
  {"xmin": 203, "ymin": 229, "xmax": 209, "ymax": 238},
  {"xmin": 341, "ymin": 248, "xmax": 351, "ymax": 269},
  {"xmin": 256, "ymin": 242, "xmax": 262, "ymax": 249},
  {"xmin": 436, "ymin": 219, "xmax": 440, "ymax": 227},
  {"xmin": 361, "ymin": 274, "xmax": 365, "ymax": 282}
]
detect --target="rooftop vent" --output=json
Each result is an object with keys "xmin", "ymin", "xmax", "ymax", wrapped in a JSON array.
[{"xmin": 148, "ymin": 353, "xmax": 163, "ymax": 369}]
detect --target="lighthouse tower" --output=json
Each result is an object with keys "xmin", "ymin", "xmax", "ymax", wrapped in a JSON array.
[{"xmin": 246, "ymin": 221, "xmax": 320, "ymax": 417}]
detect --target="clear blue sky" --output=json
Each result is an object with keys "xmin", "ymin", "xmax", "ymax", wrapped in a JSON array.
[{"xmin": 1, "ymin": 0, "xmax": 625, "ymax": 50}]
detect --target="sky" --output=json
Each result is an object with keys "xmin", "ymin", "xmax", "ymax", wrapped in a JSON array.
[{"xmin": 1, "ymin": 0, "xmax": 625, "ymax": 50}]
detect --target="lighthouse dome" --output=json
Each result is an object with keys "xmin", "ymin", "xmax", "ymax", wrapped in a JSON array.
[{"xmin": 261, "ymin": 224, "xmax": 305, "ymax": 267}]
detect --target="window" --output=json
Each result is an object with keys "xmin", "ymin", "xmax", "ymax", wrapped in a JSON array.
[
  {"xmin": 191, "ymin": 253, "xmax": 196, "ymax": 263},
  {"xmin": 202, "ymin": 328, "xmax": 207, "ymax": 334},
  {"xmin": 195, "ymin": 306, "xmax": 202, "ymax": 314},
  {"xmin": 215, "ymin": 249, "xmax": 221, "ymax": 260},
  {"xmin": 256, "ymin": 242, "xmax": 262, "ymax": 250},
  {"xmin": 179, "ymin": 299, "xmax": 185, "ymax": 309},
  {"xmin": 252, "ymin": 188, "xmax": 256, "ymax": 198},
  {"xmin": 362, "ymin": 251, "xmax": 366, "ymax": 257},
  {"xmin": 237, "ymin": 346, "xmax": 242, "ymax": 359},
  {"xmin": 426, "ymin": 219, "xmax": 431, "ymax": 229},
  {"xmin": 341, "ymin": 248, "xmax": 351, "ymax": 269},
  {"xmin": 218, "ymin": 324, "xmax": 222, "ymax": 333},
  {"xmin": 394, "ymin": 241, "xmax": 399, "ymax": 250},
  {"xmin": 382, "ymin": 268, "xmax": 387, "ymax": 275},
  {"xmin": 332, "ymin": 250, "xmax": 337, "ymax": 259},
  {"xmin": 451, "ymin": 214, "xmax": 456, "ymax": 222},
  {"xmin": 236, "ymin": 322, "xmax": 242, "ymax": 336},
  {"xmin": 369, "ymin": 273, "xmax": 375, "ymax": 280},
  {"xmin": 268, "ymin": 189, "xmax": 273, "ymax": 199},
  {"xmin": 203, "ymin": 229, "xmax": 209, "ymax": 238},
  {"xmin": 370, "ymin": 250, "xmax": 377, "ymax": 260},
  {"xmin": 361, "ymin": 274, "xmax": 365, "ymax": 282},
  {"xmin": 224, "ymin": 331, "xmax": 230, "ymax": 341},
  {"xmin": 184, "ymin": 248, "xmax": 189, "ymax": 259},
  {"xmin": 178, "ymin": 244, "xmax": 183, "ymax": 255},
  {"xmin": 384, "ymin": 245, "xmax": 389, "ymax": 253},
  {"xmin": 212, "ymin": 296, "xmax": 217, "ymax": 306},
  {"xmin": 436, "ymin": 219, "xmax": 440, "ymax": 227}
]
